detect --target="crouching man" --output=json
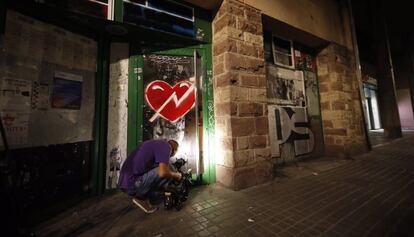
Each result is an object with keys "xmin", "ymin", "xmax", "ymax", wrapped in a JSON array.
[{"xmin": 118, "ymin": 139, "xmax": 182, "ymax": 213}]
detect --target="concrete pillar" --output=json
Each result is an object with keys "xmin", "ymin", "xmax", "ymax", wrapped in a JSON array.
[
  {"xmin": 317, "ymin": 43, "xmax": 369, "ymax": 157},
  {"xmin": 409, "ymin": 34, "xmax": 414, "ymax": 120},
  {"xmin": 212, "ymin": 0, "xmax": 273, "ymax": 190},
  {"xmin": 106, "ymin": 43, "xmax": 129, "ymax": 189},
  {"xmin": 373, "ymin": 6, "xmax": 402, "ymax": 138}
]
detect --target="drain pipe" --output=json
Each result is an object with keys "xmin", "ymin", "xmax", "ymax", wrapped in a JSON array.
[{"xmin": 346, "ymin": 0, "xmax": 372, "ymax": 150}]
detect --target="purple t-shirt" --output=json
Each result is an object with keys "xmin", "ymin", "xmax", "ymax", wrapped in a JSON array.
[{"xmin": 118, "ymin": 139, "xmax": 171, "ymax": 190}]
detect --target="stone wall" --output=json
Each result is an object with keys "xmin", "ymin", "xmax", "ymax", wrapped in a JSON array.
[
  {"xmin": 317, "ymin": 43, "xmax": 369, "ymax": 156},
  {"xmin": 212, "ymin": 0, "xmax": 273, "ymax": 190}
]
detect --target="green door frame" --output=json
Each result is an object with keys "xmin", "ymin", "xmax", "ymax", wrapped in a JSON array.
[
  {"xmin": 127, "ymin": 44, "xmax": 215, "ymax": 184},
  {"xmin": 91, "ymin": 36, "xmax": 110, "ymax": 196}
]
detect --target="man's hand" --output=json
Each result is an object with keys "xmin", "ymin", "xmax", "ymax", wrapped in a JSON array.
[{"xmin": 159, "ymin": 163, "xmax": 182, "ymax": 181}]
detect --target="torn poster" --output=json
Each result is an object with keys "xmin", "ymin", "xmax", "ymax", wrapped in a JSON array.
[
  {"xmin": 0, "ymin": 111, "xmax": 29, "ymax": 146},
  {"xmin": 51, "ymin": 71, "xmax": 83, "ymax": 110},
  {"xmin": 0, "ymin": 78, "xmax": 32, "ymax": 111},
  {"xmin": 31, "ymin": 82, "xmax": 50, "ymax": 110}
]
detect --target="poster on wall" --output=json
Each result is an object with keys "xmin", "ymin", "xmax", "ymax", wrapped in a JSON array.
[
  {"xmin": 267, "ymin": 105, "xmax": 314, "ymax": 158},
  {"xmin": 294, "ymin": 50, "xmax": 316, "ymax": 72},
  {"xmin": 266, "ymin": 64, "xmax": 306, "ymax": 107},
  {"xmin": 0, "ymin": 112, "xmax": 30, "ymax": 146},
  {"xmin": 0, "ymin": 78, "xmax": 32, "ymax": 111},
  {"xmin": 304, "ymin": 72, "xmax": 320, "ymax": 117},
  {"xmin": 51, "ymin": 71, "xmax": 83, "ymax": 110}
]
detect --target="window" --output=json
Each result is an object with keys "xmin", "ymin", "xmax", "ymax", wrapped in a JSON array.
[
  {"xmin": 123, "ymin": 0, "xmax": 195, "ymax": 37},
  {"xmin": 272, "ymin": 35, "xmax": 294, "ymax": 68},
  {"xmin": 35, "ymin": 0, "xmax": 113, "ymax": 20}
]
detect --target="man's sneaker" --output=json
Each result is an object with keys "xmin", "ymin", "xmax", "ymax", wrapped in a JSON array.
[{"xmin": 132, "ymin": 198, "xmax": 158, "ymax": 214}]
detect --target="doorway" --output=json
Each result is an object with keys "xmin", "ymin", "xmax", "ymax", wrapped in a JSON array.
[{"xmin": 127, "ymin": 47, "xmax": 211, "ymax": 180}]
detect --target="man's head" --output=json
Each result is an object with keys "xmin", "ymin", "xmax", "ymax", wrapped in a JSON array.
[{"xmin": 168, "ymin": 140, "xmax": 179, "ymax": 157}]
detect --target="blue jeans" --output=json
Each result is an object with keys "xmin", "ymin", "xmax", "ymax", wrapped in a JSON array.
[{"xmin": 127, "ymin": 167, "xmax": 171, "ymax": 200}]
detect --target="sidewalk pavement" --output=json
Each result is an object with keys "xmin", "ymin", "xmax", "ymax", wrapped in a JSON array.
[{"xmin": 35, "ymin": 135, "xmax": 414, "ymax": 237}]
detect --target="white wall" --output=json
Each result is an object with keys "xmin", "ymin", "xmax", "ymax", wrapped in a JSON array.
[{"xmin": 106, "ymin": 43, "xmax": 129, "ymax": 189}]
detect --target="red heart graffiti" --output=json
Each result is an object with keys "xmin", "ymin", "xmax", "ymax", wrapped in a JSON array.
[{"xmin": 145, "ymin": 80, "xmax": 196, "ymax": 123}]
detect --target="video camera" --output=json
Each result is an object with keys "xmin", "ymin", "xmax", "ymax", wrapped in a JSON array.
[{"xmin": 164, "ymin": 158, "xmax": 192, "ymax": 210}]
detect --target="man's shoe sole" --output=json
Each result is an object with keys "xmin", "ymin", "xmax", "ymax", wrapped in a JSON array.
[{"xmin": 132, "ymin": 198, "xmax": 158, "ymax": 214}]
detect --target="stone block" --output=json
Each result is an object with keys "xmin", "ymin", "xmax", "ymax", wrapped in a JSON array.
[
  {"xmin": 255, "ymin": 117, "xmax": 269, "ymax": 135},
  {"xmin": 225, "ymin": 0, "xmax": 245, "ymax": 16},
  {"xmin": 214, "ymin": 116, "xmax": 230, "ymax": 136},
  {"xmin": 237, "ymin": 136, "xmax": 250, "ymax": 150},
  {"xmin": 320, "ymin": 101, "xmax": 331, "ymax": 110},
  {"xmin": 233, "ymin": 165, "xmax": 256, "ymax": 190},
  {"xmin": 335, "ymin": 137, "xmax": 345, "ymax": 145},
  {"xmin": 317, "ymin": 64, "xmax": 328, "ymax": 75},
  {"xmin": 244, "ymin": 8, "xmax": 261, "ymax": 23},
  {"xmin": 244, "ymin": 32, "xmax": 264, "ymax": 45},
  {"xmin": 257, "ymin": 76, "xmax": 266, "ymax": 87},
  {"xmin": 328, "ymin": 64, "xmax": 346, "ymax": 74},
  {"xmin": 343, "ymin": 84, "xmax": 352, "ymax": 92},
  {"xmin": 213, "ymin": 87, "xmax": 231, "ymax": 102},
  {"xmin": 323, "ymin": 120, "xmax": 333, "ymax": 128},
  {"xmin": 218, "ymin": 136, "xmax": 236, "ymax": 151},
  {"xmin": 227, "ymin": 27, "xmax": 244, "ymax": 40},
  {"xmin": 231, "ymin": 117, "xmax": 255, "ymax": 136},
  {"xmin": 240, "ymin": 74, "xmax": 258, "ymax": 87},
  {"xmin": 237, "ymin": 19, "xmax": 262, "ymax": 35},
  {"xmin": 224, "ymin": 53, "xmax": 265, "ymax": 74},
  {"xmin": 256, "ymin": 45, "xmax": 265, "ymax": 58},
  {"xmin": 216, "ymin": 150, "xmax": 235, "ymax": 167},
  {"xmin": 249, "ymin": 135, "xmax": 267, "ymax": 148},
  {"xmin": 214, "ymin": 14, "xmax": 236, "ymax": 35},
  {"xmin": 322, "ymin": 110, "xmax": 344, "ymax": 120},
  {"xmin": 329, "ymin": 72, "xmax": 341, "ymax": 82},
  {"xmin": 215, "ymin": 102, "xmax": 237, "ymax": 116},
  {"xmin": 319, "ymin": 83, "xmax": 329, "ymax": 93},
  {"xmin": 238, "ymin": 102, "xmax": 263, "ymax": 117},
  {"xmin": 325, "ymin": 128, "xmax": 347, "ymax": 136},
  {"xmin": 332, "ymin": 101, "xmax": 346, "ymax": 110},
  {"xmin": 330, "ymin": 81, "xmax": 343, "ymax": 91},
  {"xmin": 213, "ymin": 38, "xmax": 237, "ymax": 56},
  {"xmin": 213, "ymin": 61, "xmax": 224, "ymax": 76},
  {"xmin": 333, "ymin": 120, "xmax": 349, "ymax": 128},
  {"xmin": 324, "ymin": 135, "xmax": 335, "ymax": 145},
  {"xmin": 216, "ymin": 165, "xmax": 234, "ymax": 188},
  {"xmin": 231, "ymin": 86, "xmax": 250, "ymax": 101},
  {"xmin": 249, "ymin": 88, "xmax": 267, "ymax": 102},
  {"xmin": 237, "ymin": 41, "xmax": 257, "ymax": 57},
  {"xmin": 217, "ymin": 54, "xmax": 224, "ymax": 64},
  {"xmin": 255, "ymin": 147, "xmax": 271, "ymax": 160},
  {"xmin": 215, "ymin": 71, "xmax": 239, "ymax": 87},
  {"xmin": 234, "ymin": 149, "xmax": 255, "ymax": 167}
]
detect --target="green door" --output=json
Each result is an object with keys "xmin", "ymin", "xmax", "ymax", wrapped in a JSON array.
[{"xmin": 127, "ymin": 46, "xmax": 215, "ymax": 184}]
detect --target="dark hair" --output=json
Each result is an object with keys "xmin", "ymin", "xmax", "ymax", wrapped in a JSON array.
[{"xmin": 168, "ymin": 140, "xmax": 179, "ymax": 156}]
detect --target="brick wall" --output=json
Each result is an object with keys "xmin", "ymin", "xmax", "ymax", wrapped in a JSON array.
[
  {"xmin": 212, "ymin": 0, "xmax": 273, "ymax": 190},
  {"xmin": 317, "ymin": 43, "xmax": 369, "ymax": 156}
]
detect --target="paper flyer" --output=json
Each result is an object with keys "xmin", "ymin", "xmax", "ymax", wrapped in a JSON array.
[
  {"xmin": 51, "ymin": 71, "xmax": 83, "ymax": 110},
  {"xmin": 0, "ymin": 111, "xmax": 29, "ymax": 146},
  {"xmin": 0, "ymin": 78, "xmax": 32, "ymax": 111}
]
